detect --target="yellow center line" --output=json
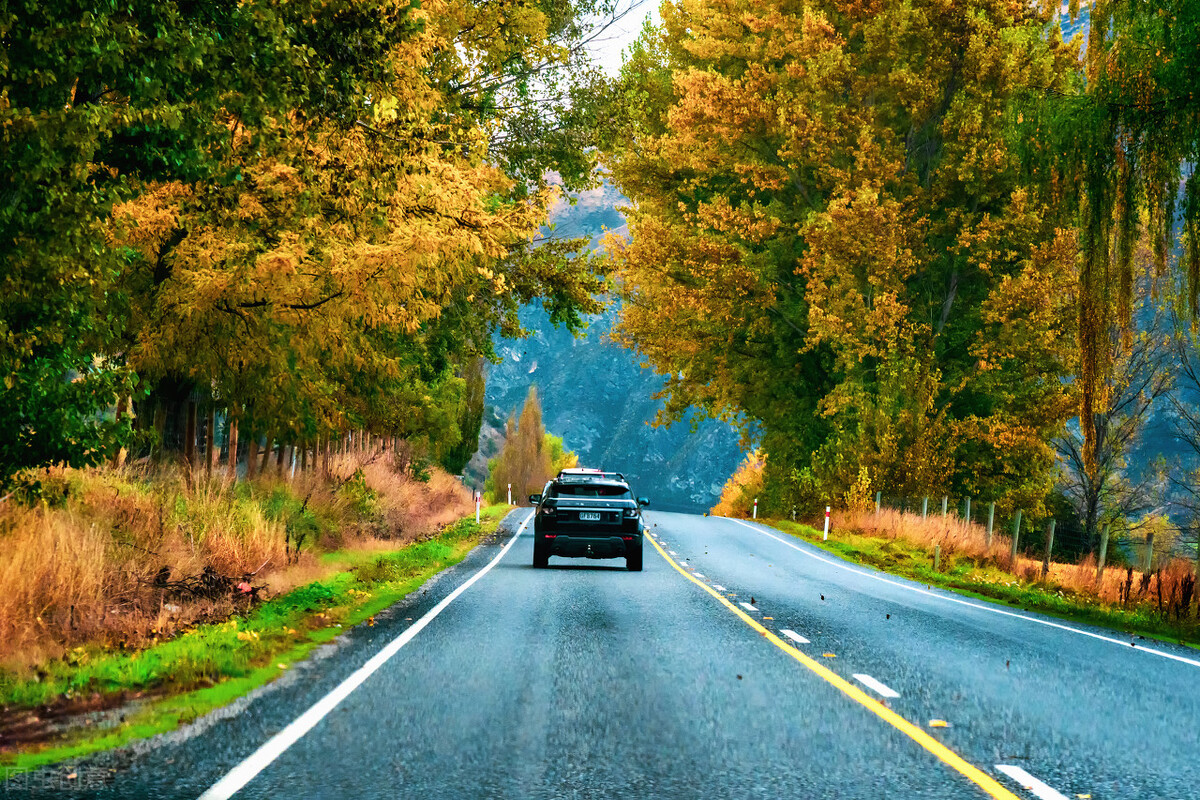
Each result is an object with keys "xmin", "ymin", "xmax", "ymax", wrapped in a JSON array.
[{"xmin": 646, "ymin": 534, "xmax": 1019, "ymax": 800}]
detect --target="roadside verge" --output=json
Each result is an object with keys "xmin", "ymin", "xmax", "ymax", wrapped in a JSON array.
[
  {"xmin": 0, "ymin": 505, "xmax": 512, "ymax": 774},
  {"xmin": 752, "ymin": 517, "xmax": 1200, "ymax": 652}
]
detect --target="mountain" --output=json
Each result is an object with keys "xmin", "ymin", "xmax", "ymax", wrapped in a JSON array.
[{"xmin": 469, "ymin": 183, "xmax": 745, "ymax": 513}]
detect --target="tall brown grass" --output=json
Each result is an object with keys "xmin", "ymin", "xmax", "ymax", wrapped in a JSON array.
[
  {"xmin": 835, "ymin": 508, "xmax": 1015, "ymax": 569},
  {"xmin": 0, "ymin": 450, "xmax": 472, "ymax": 670},
  {"xmin": 835, "ymin": 508, "xmax": 1198, "ymax": 614}
]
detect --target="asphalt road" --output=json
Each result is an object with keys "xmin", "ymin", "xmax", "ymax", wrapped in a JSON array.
[{"xmin": 7, "ymin": 510, "xmax": 1200, "ymax": 799}]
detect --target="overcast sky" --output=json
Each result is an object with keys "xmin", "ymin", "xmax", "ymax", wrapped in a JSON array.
[{"xmin": 586, "ymin": 0, "xmax": 659, "ymax": 77}]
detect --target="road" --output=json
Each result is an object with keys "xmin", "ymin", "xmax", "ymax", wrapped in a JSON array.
[{"xmin": 7, "ymin": 510, "xmax": 1199, "ymax": 799}]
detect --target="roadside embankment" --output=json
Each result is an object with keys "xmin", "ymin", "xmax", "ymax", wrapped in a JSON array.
[
  {"xmin": 0, "ymin": 454, "xmax": 506, "ymax": 770},
  {"xmin": 755, "ymin": 510, "xmax": 1200, "ymax": 650}
]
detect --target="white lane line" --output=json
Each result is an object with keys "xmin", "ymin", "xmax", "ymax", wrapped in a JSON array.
[
  {"xmin": 853, "ymin": 673, "xmax": 900, "ymax": 698},
  {"xmin": 779, "ymin": 629, "xmax": 810, "ymax": 645},
  {"xmin": 694, "ymin": 572, "xmax": 705, "ymax": 578},
  {"xmin": 994, "ymin": 765, "xmax": 1070, "ymax": 800},
  {"xmin": 725, "ymin": 518, "xmax": 1200, "ymax": 669},
  {"xmin": 669, "ymin": 550, "xmax": 678, "ymax": 555},
  {"xmin": 198, "ymin": 512, "xmax": 534, "ymax": 800},
  {"xmin": 713, "ymin": 585, "xmax": 727, "ymax": 592},
  {"xmin": 739, "ymin": 601, "xmax": 759, "ymax": 612}
]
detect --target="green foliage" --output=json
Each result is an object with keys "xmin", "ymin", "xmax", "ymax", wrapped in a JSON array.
[
  {"xmin": 1, "ymin": 0, "xmax": 614, "ymax": 481},
  {"xmin": 602, "ymin": 0, "xmax": 1078, "ymax": 508}
]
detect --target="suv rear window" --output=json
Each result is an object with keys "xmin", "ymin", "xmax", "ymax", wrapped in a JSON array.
[{"xmin": 551, "ymin": 484, "xmax": 632, "ymax": 499}]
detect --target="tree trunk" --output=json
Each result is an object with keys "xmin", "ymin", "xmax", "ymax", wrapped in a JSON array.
[
  {"xmin": 246, "ymin": 436, "xmax": 259, "ymax": 479},
  {"xmin": 184, "ymin": 401, "xmax": 197, "ymax": 470},
  {"xmin": 300, "ymin": 442, "xmax": 308, "ymax": 472},
  {"xmin": 261, "ymin": 434, "xmax": 274, "ymax": 476},
  {"xmin": 206, "ymin": 407, "xmax": 217, "ymax": 476},
  {"xmin": 152, "ymin": 403, "xmax": 167, "ymax": 462},
  {"xmin": 280, "ymin": 444, "xmax": 292, "ymax": 478},
  {"xmin": 275, "ymin": 440, "xmax": 286, "ymax": 475},
  {"xmin": 226, "ymin": 416, "xmax": 239, "ymax": 479}
]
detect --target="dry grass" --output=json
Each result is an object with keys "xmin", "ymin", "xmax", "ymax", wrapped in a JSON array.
[
  {"xmin": 0, "ymin": 449, "xmax": 473, "ymax": 671},
  {"xmin": 835, "ymin": 508, "xmax": 1015, "ymax": 569},
  {"xmin": 837, "ymin": 508, "xmax": 1198, "ymax": 616}
]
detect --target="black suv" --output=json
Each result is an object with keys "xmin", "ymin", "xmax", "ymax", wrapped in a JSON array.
[{"xmin": 528, "ymin": 469, "xmax": 649, "ymax": 570}]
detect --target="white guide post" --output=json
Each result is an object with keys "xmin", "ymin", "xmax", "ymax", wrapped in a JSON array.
[
  {"xmin": 508, "ymin": 483, "xmax": 512, "ymax": 506},
  {"xmin": 475, "ymin": 491, "xmax": 481, "ymax": 524},
  {"xmin": 823, "ymin": 506, "xmax": 831, "ymax": 541},
  {"xmin": 753, "ymin": 498, "xmax": 758, "ymax": 519}
]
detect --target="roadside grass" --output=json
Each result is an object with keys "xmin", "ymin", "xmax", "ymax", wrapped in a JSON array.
[
  {"xmin": 0, "ymin": 504, "xmax": 511, "ymax": 774},
  {"xmin": 762, "ymin": 518, "xmax": 1200, "ymax": 650}
]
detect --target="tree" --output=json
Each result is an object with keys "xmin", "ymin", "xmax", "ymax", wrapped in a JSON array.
[
  {"xmin": 601, "ymin": 0, "xmax": 1078, "ymax": 512},
  {"xmin": 1029, "ymin": 1, "xmax": 1200, "ymax": 474},
  {"xmin": 1056, "ymin": 282, "xmax": 1173, "ymax": 550},
  {"xmin": 1, "ymin": 0, "xmax": 617, "ymax": 484},
  {"xmin": 486, "ymin": 387, "xmax": 557, "ymax": 503}
]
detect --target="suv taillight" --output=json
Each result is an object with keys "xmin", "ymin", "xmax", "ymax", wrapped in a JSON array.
[{"xmin": 623, "ymin": 508, "xmax": 639, "ymax": 518}]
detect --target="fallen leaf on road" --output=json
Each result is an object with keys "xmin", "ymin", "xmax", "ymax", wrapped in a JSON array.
[{"xmin": 928, "ymin": 720, "xmax": 950, "ymax": 728}]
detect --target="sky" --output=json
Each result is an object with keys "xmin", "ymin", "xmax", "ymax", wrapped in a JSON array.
[{"xmin": 586, "ymin": 0, "xmax": 659, "ymax": 77}]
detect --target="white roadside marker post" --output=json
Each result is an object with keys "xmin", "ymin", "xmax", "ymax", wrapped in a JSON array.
[
  {"xmin": 753, "ymin": 498, "xmax": 758, "ymax": 519},
  {"xmin": 507, "ymin": 483, "xmax": 512, "ymax": 506},
  {"xmin": 823, "ymin": 506, "xmax": 831, "ymax": 541},
  {"xmin": 475, "ymin": 491, "xmax": 480, "ymax": 524}
]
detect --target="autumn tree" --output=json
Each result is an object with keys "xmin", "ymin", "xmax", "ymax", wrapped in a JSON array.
[
  {"xmin": 1027, "ymin": 1, "xmax": 1200, "ymax": 474},
  {"xmin": 1056, "ymin": 283, "xmax": 1173, "ymax": 550},
  {"xmin": 486, "ymin": 387, "xmax": 558, "ymax": 504},
  {"xmin": 1, "ymin": 0, "xmax": 616, "ymax": 485},
  {"xmin": 601, "ymin": 0, "xmax": 1079, "ymax": 513}
]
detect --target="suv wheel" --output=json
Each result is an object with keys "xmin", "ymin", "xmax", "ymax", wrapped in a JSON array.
[
  {"xmin": 626, "ymin": 540, "xmax": 643, "ymax": 571},
  {"xmin": 533, "ymin": 541, "xmax": 550, "ymax": 568}
]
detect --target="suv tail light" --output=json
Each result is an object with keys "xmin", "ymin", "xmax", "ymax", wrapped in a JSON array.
[{"xmin": 623, "ymin": 508, "xmax": 639, "ymax": 518}]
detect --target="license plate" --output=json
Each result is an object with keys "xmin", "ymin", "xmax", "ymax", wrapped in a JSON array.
[{"xmin": 579, "ymin": 511, "xmax": 601, "ymax": 521}]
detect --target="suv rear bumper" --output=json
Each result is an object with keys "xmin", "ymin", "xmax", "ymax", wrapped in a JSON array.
[{"xmin": 543, "ymin": 533, "xmax": 641, "ymax": 559}]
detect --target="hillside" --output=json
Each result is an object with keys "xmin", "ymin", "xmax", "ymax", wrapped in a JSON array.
[{"xmin": 469, "ymin": 184, "xmax": 744, "ymax": 512}]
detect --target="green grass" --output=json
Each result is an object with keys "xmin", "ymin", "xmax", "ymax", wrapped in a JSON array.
[
  {"xmin": 764, "ymin": 519, "xmax": 1200, "ymax": 651},
  {"xmin": 0, "ymin": 504, "xmax": 511, "ymax": 774}
]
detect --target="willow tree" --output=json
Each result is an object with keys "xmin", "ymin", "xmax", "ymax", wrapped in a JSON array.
[
  {"xmin": 1038, "ymin": 1, "xmax": 1200, "ymax": 472},
  {"xmin": 601, "ymin": 0, "xmax": 1081, "ymax": 512}
]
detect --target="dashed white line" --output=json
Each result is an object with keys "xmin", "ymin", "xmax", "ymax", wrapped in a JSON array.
[
  {"xmin": 739, "ymin": 601, "xmax": 759, "ymax": 612},
  {"xmin": 779, "ymin": 629, "xmax": 810, "ymax": 645},
  {"xmin": 198, "ymin": 512, "xmax": 534, "ymax": 800},
  {"xmin": 725, "ymin": 518, "xmax": 1200, "ymax": 669},
  {"xmin": 713, "ymin": 585, "xmax": 727, "ymax": 592},
  {"xmin": 852, "ymin": 673, "xmax": 900, "ymax": 698},
  {"xmin": 669, "ymin": 550, "xmax": 678, "ymax": 556},
  {"xmin": 693, "ymin": 572, "xmax": 705, "ymax": 578},
  {"xmin": 994, "ymin": 765, "xmax": 1070, "ymax": 800}
]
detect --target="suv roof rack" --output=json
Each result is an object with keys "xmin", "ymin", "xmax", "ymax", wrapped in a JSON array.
[{"xmin": 556, "ymin": 468, "xmax": 626, "ymax": 483}]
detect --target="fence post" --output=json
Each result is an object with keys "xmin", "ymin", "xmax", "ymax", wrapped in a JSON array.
[
  {"xmin": 922, "ymin": 497, "xmax": 929, "ymax": 521},
  {"xmin": 941, "ymin": 496, "xmax": 948, "ymax": 519},
  {"xmin": 823, "ymin": 506, "xmax": 831, "ymax": 541},
  {"xmin": 1041, "ymin": 519, "xmax": 1056, "ymax": 579},
  {"xmin": 1010, "ymin": 510, "xmax": 1023, "ymax": 561},
  {"xmin": 1096, "ymin": 523, "xmax": 1110, "ymax": 582},
  {"xmin": 986, "ymin": 502, "xmax": 995, "ymax": 547},
  {"xmin": 1144, "ymin": 532, "xmax": 1155, "ymax": 572},
  {"xmin": 875, "ymin": 491, "xmax": 882, "ymax": 516},
  {"xmin": 934, "ymin": 544, "xmax": 941, "ymax": 572}
]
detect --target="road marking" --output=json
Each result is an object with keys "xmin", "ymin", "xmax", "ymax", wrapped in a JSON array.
[
  {"xmin": 853, "ymin": 673, "xmax": 900, "ymax": 698},
  {"xmin": 713, "ymin": 585, "xmax": 727, "ymax": 591},
  {"xmin": 995, "ymin": 765, "xmax": 1070, "ymax": 800},
  {"xmin": 645, "ymin": 534, "xmax": 1020, "ymax": 800},
  {"xmin": 779, "ymin": 629, "xmax": 810, "ymax": 644},
  {"xmin": 739, "ymin": 601, "xmax": 759, "ymax": 612},
  {"xmin": 198, "ymin": 512, "xmax": 534, "ymax": 800},
  {"xmin": 725, "ymin": 518, "xmax": 1200, "ymax": 669},
  {"xmin": 693, "ymin": 572, "xmax": 705, "ymax": 578},
  {"xmin": 669, "ymin": 550, "xmax": 678, "ymax": 555}
]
